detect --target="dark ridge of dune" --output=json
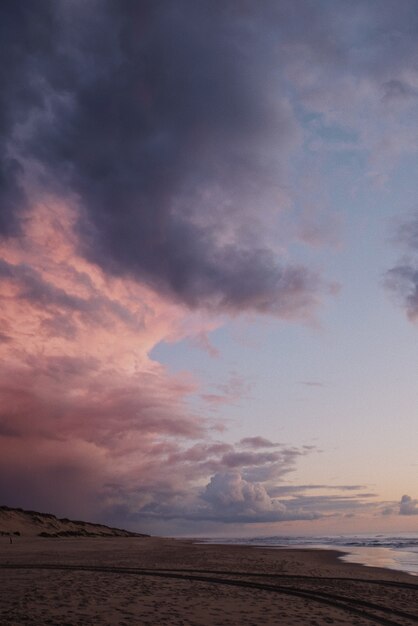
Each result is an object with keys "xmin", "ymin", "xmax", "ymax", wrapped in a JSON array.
[{"xmin": 0, "ymin": 505, "xmax": 149, "ymax": 538}]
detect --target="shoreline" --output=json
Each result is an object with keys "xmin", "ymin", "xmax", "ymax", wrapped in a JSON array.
[
  {"xmin": 194, "ymin": 536, "xmax": 418, "ymax": 578},
  {"xmin": 1, "ymin": 537, "xmax": 417, "ymax": 624}
]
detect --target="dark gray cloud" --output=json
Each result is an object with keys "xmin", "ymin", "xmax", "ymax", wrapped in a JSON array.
[
  {"xmin": 385, "ymin": 215, "xmax": 418, "ymax": 321},
  {"xmin": 5, "ymin": 1, "xmax": 418, "ymax": 316},
  {"xmin": 382, "ymin": 79, "xmax": 417, "ymax": 103},
  {"xmin": 240, "ymin": 436, "xmax": 279, "ymax": 449},
  {"xmin": 399, "ymin": 494, "xmax": 418, "ymax": 515},
  {"xmin": 385, "ymin": 264, "xmax": 418, "ymax": 320},
  {"xmin": 0, "ymin": 1, "xmax": 56, "ymax": 235},
  {"xmin": 269, "ymin": 484, "xmax": 368, "ymax": 496},
  {"xmin": 278, "ymin": 493, "xmax": 377, "ymax": 514},
  {"xmin": 1, "ymin": 0, "xmax": 331, "ymax": 316}
]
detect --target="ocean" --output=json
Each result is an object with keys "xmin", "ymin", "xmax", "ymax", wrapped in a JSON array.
[{"xmin": 200, "ymin": 534, "xmax": 418, "ymax": 576}]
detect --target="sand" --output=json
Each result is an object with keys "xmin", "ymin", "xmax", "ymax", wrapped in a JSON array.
[{"xmin": 0, "ymin": 536, "xmax": 417, "ymax": 625}]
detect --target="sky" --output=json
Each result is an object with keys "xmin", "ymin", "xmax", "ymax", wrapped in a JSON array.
[{"xmin": 1, "ymin": 0, "xmax": 418, "ymax": 537}]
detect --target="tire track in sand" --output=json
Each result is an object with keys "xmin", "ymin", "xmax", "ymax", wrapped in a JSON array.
[{"xmin": 0, "ymin": 563, "xmax": 417, "ymax": 626}]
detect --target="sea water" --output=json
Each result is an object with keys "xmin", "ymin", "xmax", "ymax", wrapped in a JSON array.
[{"xmin": 200, "ymin": 534, "xmax": 418, "ymax": 576}]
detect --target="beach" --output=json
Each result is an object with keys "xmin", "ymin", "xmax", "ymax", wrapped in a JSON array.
[{"xmin": 1, "ymin": 537, "xmax": 417, "ymax": 625}]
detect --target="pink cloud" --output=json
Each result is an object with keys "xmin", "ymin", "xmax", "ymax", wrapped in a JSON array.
[
  {"xmin": 0, "ymin": 202, "xmax": 387, "ymax": 531},
  {"xmin": 0, "ymin": 203, "xmax": 210, "ymax": 516},
  {"xmin": 0, "ymin": 202, "xmax": 319, "ymax": 529}
]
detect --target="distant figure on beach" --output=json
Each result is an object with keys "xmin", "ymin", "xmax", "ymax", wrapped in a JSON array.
[{"xmin": 9, "ymin": 535, "xmax": 12, "ymax": 544}]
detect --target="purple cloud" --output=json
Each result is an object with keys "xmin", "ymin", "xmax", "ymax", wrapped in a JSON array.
[
  {"xmin": 0, "ymin": 1, "xmax": 343, "ymax": 318},
  {"xmin": 399, "ymin": 494, "xmax": 418, "ymax": 515},
  {"xmin": 240, "ymin": 436, "xmax": 279, "ymax": 449},
  {"xmin": 385, "ymin": 215, "xmax": 418, "ymax": 321}
]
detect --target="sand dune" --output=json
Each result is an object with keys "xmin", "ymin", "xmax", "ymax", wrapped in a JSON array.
[{"xmin": 0, "ymin": 505, "xmax": 148, "ymax": 538}]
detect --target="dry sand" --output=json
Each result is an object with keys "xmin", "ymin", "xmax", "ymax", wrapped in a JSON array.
[{"xmin": 0, "ymin": 536, "xmax": 417, "ymax": 625}]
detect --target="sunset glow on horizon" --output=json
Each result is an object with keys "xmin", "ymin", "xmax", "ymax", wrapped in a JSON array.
[{"xmin": 1, "ymin": 0, "xmax": 418, "ymax": 537}]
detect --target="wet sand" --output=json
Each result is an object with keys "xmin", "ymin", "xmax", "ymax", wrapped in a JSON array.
[{"xmin": 1, "ymin": 536, "xmax": 417, "ymax": 625}]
